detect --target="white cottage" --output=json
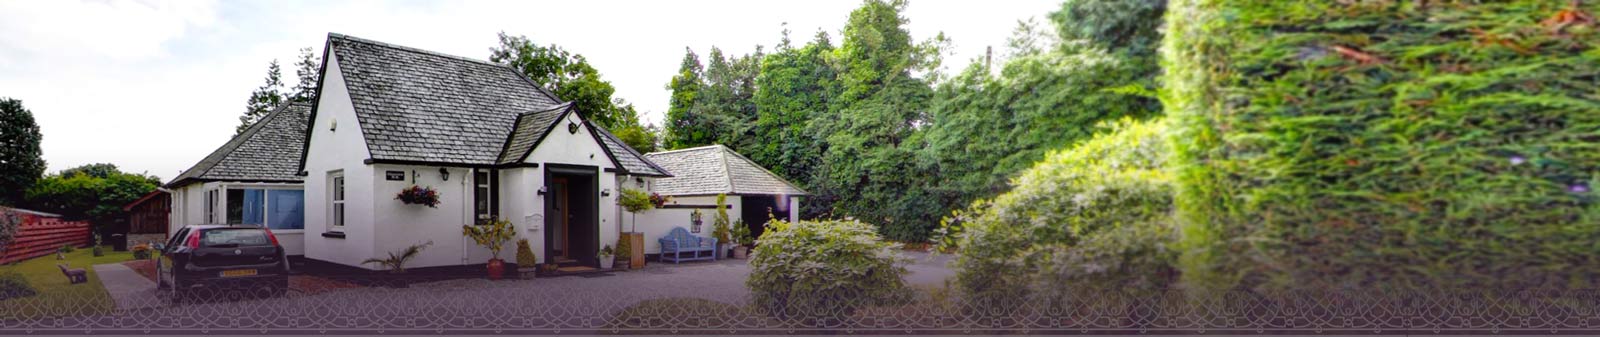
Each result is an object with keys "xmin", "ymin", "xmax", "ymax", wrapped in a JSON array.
[{"xmin": 168, "ymin": 33, "xmax": 807, "ymax": 271}]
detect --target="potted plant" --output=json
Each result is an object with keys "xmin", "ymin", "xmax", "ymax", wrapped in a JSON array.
[
  {"xmin": 616, "ymin": 188, "xmax": 656, "ymax": 269},
  {"xmin": 362, "ymin": 241, "xmax": 432, "ymax": 287},
  {"xmin": 131, "ymin": 243, "xmax": 152, "ymax": 260},
  {"xmin": 395, "ymin": 185, "xmax": 441, "ymax": 207},
  {"xmin": 598, "ymin": 245, "xmax": 615, "ymax": 269},
  {"xmin": 514, "ymin": 239, "xmax": 538, "ymax": 279},
  {"xmin": 710, "ymin": 194, "xmax": 732, "ymax": 258},
  {"xmin": 461, "ymin": 219, "xmax": 515, "ymax": 280},
  {"xmin": 731, "ymin": 219, "xmax": 753, "ymax": 259}
]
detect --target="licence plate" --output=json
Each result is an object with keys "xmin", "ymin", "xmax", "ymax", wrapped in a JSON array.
[{"xmin": 220, "ymin": 269, "xmax": 257, "ymax": 277}]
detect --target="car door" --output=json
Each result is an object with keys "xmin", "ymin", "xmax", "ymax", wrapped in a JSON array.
[{"xmin": 159, "ymin": 228, "xmax": 189, "ymax": 284}]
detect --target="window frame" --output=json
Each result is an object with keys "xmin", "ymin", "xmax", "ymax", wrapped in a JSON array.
[
  {"xmin": 330, "ymin": 171, "xmax": 346, "ymax": 232},
  {"xmin": 473, "ymin": 168, "xmax": 498, "ymax": 225},
  {"xmin": 220, "ymin": 186, "xmax": 304, "ymax": 231}
]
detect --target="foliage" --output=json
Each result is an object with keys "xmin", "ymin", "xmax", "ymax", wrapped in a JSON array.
[
  {"xmin": 816, "ymin": 0, "xmax": 947, "ymax": 242},
  {"xmin": 131, "ymin": 244, "xmax": 151, "ymax": 260},
  {"xmin": 747, "ymin": 219, "xmax": 909, "ymax": 317},
  {"xmin": 0, "ymin": 271, "xmax": 36, "ymax": 301},
  {"xmin": 711, "ymin": 194, "xmax": 731, "ymax": 243},
  {"xmin": 663, "ymin": 46, "xmax": 765, "ymax": 151},
  {"xmin": 612, "ymin": 124, "xmax": 659, "ymax": 154},
  {"xmin": 515, "ymin": 239, "xmax": 537, "ymax": 268},
  {"xmin": 362, "ymin": 241, "xmax": 432, "ymax": 274},
  {"xmin": 1164, "ymin": 0, "xmax": 1600, "ymax": 290},
  {"xmin": 290, "ymin": 47, "xmax": 322, "ymax": 102},
  {"xmin": 648, "ymin": 193, "xmax": 668, "ymax": 208},
  {"xmin": 25, "ymin": 165, "xmax": 158, "ymax": 225},
  {"xmin": 951, "ymin": 119, "xmax": 1177, "ymax": 302},
  {"xmin": 614, "ymin": 236, "xmax": 632, "ymax": 267},
  {"xmin": 461, "ymin": 219, "xmax": 516, "ymax": 260},
  {"xmin": 0, "ymin": 98, "xmax": 44, "ymax": 206},
  {"xmin": 598, "ymin": 244, "xmax": 613, "ymax": 258},
  {"xmin": 751, "ymin": 31, "xmax": 836, "ymax": 202},
  {"xmin": 1050, "ymin": 0, "xmax": 1167, "ymax": 78},
  {"xmin": 394, "ymin": 185, "xmax": 440, "ymax": 207},
  {"xmin": 238, "ymin": 60, "xmax": 284, "ymax": 136},
  {"xmin": 56, "ymin": 244, "xmax": 73, "ymax": 254},
  {"xmin": 731, "ymin": 219, "xmax": 753, "ymax": 246},
  {"xmin": 490, "ymin": 32, "xmax": 637, "ymax": 130},
  {"xmin": 617, "ymin": 188, "xmax": 654, "ymax": 213}
]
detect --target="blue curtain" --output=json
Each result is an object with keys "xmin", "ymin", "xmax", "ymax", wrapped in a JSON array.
[
  {"xmin": 268, "ymin": 190, "xmax": 304, "ymax": 230},
  {"xmin": 240, "ymin": 189, "xmax": 265, "ymax": 226}
]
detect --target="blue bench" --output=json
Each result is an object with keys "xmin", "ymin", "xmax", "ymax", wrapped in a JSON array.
[{"xmin": 659, "ymin": 227, "xmax": 717, "ymax": 263}]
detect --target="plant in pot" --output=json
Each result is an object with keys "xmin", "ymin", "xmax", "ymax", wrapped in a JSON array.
[
  {"xmin": 461, "ymin": 219, "xmax": 516, "ymax": 280},
  {"xmin": 710, "ymin": 194, "xmax": 732, "ymax": 258},
  {"xmin": 731, "ymin": 219, "xmax": 753, "ymax": 259},
  {"xmin": 598, "ymin": 245, "xmax": 615, "ymax": 269},
  {"xmin": 514, "ymin": 239, "xmax": 538, "ymax": 279},
  {"xmin": 617, "ymin": 188, "xmax": 658, "ymax": 269},
  {"xmin": 614, "ymin": 236, "xmax": 633, "ymax": 270},
  {"xmin": 362, "ymin": 241, "xmax": 432, "ymax": 287}
]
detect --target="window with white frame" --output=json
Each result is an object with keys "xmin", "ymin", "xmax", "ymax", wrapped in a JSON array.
[
  {"xmin": 205, "ymin": 189, "xmax": 219, "ymax": 224},
  {"xmin": 474, "ymin": 168, "xmax": 496, "ymax": 224},
  {"xmin": 330, "ymin": 172, "xmax": 345, "ymax": 231}
]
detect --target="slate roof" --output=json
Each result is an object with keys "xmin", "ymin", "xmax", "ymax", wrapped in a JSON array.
[
  {"xmin": 497, "ymin": 103, "xmax": 571, "ymax": 165},
  {"xmin": 643, "ymin": 145, "xmax": 806, "ymax": 196},
  {"xmin": 325, "ymin": 33, "xmax": 668, "ymax": 176},
  {"xmin": 593, "ymin": 124, "xmax": 671, "ymax": 177},
  {"xmin": 167, "ymin": 101, "xmax": 312, "ymax": 188},
  {"xmin": 328, "ymin": 33, "xmax": 561, "ymax": 165}
]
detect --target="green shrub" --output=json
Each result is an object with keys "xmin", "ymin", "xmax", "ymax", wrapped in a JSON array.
[
  {"xmin": 0, "ymin": 271, "xmax": 35, "ymax": 300},
  {"xmin": 711, "ymin": 194, "xmax": 731, "ymax": 244},
  {"xmin": 952, "ymin": 119, "xmax": 1177, "ymax": 302},
  {"xmin": 1164, "ymin": 0, "xmax": 1600, "ymax": 290},
  {"xmin": 747, "ymin": 219, "xmax": 910, "ymax": 316},
  {"xmin": 515, "ymin": 239, "xmax": 538, "ymax": 268}
]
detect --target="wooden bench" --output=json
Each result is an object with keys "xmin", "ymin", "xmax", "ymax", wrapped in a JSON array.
[
  {"xmin": 659, "ymin": 227, "xmax": 717, "ymax": 263},
  {"xmin": 57, "ymin": 263, "xmax": 87, "ymax": 284}
]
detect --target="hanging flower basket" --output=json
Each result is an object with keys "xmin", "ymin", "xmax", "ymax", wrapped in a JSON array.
[
  {"xmin": 396, "ymin": 185, "xmax": 440, "ymax": 208},
  {"xmin": 648, "ymin": 193, "xmax": 669, "ymax": 208}
]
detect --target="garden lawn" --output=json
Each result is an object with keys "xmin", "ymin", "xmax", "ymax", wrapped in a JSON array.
[{"xmin": 0, "ymin": 249, "xmax": 135, "ymax": 320}]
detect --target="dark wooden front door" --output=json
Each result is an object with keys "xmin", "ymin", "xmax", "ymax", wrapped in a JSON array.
[{"xmin": 551, "ymin": 178, "xmax": 570, "ymax": 260}]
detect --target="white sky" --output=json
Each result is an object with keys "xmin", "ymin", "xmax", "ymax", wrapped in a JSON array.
[{"xmin": 0, "ymin": 0, "xmax": 1058, "ymax": 182}]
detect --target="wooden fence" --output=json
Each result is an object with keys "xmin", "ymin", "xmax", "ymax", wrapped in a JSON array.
[{"xmin": 1, "ymin": 217, "xmax": 91, "ymax": 264}]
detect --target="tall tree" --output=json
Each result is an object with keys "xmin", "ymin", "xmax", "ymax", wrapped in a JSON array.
[
  {"xmin": 663, "ymin": 48, "xmax": 710, "ymax": 150},
  {"xmin": 291, "ymin": 47, "xmax": 322, "ymax": 102},
  {"xmin": 698, "ymin": 46, "xmax": 765, "ymax": 154},
  {"xmin": 0, "ymin": 98, "xmax": 44, "ymax": 206},
  {"xmin": 818, "ymin": 0, "xmax": 944, "ymax": 241},
  {"xmin": 238, "ymin": 60, "xmax": 285, "ymax": 136},
  {"xmin": 751, "ymin": 30, "xmax": 837, "ymax": 218},
  {"xmin": 489, "ymin": 32, "xmax": 633, "ymax": 129}
]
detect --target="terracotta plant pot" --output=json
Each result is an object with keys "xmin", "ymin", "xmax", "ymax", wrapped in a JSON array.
[
  {"xmin": 486, "ymin": 258, "xmax": 505, "ymax": 280},
  {"xmin": 732, "ymin": 246, "xmax": 748, "ymax": 259}
]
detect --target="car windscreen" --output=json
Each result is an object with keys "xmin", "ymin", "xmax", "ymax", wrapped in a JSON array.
[{"xmin": 199, "ymin": 228, "xmax": 272, "ymax": 247}]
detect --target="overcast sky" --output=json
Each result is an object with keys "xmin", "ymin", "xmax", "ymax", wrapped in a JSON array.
[{"xmin": 0, "ymin": 0, "xmax": 1058, "ymax": 182}]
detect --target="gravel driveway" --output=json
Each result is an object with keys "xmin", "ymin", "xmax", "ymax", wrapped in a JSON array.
[{"xmin": 23, "ymin": 251, "xmax": 954, "ymax": 334}]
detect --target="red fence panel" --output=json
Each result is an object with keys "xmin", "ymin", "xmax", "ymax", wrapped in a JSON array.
[{"xmin": 1, "ymin": 216, "xmax": 91, "ymax": 264}]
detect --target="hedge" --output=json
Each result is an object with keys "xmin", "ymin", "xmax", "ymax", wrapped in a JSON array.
[{"xmin": 1164, "ymin": 0, "xmax": 1600, "ymax": 290}]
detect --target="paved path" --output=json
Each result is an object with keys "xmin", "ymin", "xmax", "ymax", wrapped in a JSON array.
[{"xmin": 91, "ymin": 262, "xmax": 162, "ymax": 311}]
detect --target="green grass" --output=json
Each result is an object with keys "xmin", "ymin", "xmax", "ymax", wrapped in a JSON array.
[{"xmin": 0, "ymin": 248, "xmax": 136, "ymax": 320}]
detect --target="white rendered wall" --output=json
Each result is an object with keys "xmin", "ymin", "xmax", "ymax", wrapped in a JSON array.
[
  {"xmin": 628, "ymin": 195, "xmax": 743, "ymax": 254},
  {"xmin": 370, "ymin": 164, "xmax": 479, "ymax": 269},
  {"xmin": 522, "ymin": 111, "xmax": 618, "ymax": 263},
  {"xmin": 301, "ymin": 55, "xmax": 378, "ymax": 269}
]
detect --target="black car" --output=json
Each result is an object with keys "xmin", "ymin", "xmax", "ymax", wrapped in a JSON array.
[{"xmin": 156, "ymin": 225, "xmax": 290, "ymax": 302}]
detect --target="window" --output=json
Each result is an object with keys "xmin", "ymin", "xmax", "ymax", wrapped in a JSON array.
[
  {"xmin": 474, "ymin": 169, "xmax": 496, "ymax": 224},
  {"xmin": 200, "ymin": 228, "xmax": 272, "ymax": 247},
  {"xmin": 205, "ymin": 190, "xmax": 219, "ymax": 224},
  {"xmin": 224, "ymin": 188, "xmax": 304, "ymax": 230},
  {"xmin": 330, "ymin": 173, "xmax": 345, "ymax": 231}
]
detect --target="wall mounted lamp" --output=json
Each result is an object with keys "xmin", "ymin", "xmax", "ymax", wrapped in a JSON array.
[
  {"xmin": 601, "ymin": 188, "xmax": 611, "ymax": 197},
  {"xmin": 439, "ymin": 167, "xmax": 450, "ymax": 181},
  {"xmin": 537, "ymin": 186, "xmax": 548, "ymax": 196}
]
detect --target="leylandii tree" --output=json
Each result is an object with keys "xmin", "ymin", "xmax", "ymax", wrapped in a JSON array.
[
  {"xmin": 0, "ymin": 98, "xmax": 44, "ymax": 206},
  {"xmin": 1165, "ymin": 0, "xmax": 1600, "ymax": 290}
]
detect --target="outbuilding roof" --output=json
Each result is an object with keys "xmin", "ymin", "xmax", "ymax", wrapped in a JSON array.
[
  {"xmin": 166, "ymin": 100, "xmax": 311, "ymax": 188},
  {"xmin": 643, "ymin": 145, "xmax": 805, "ymax": 196}
]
